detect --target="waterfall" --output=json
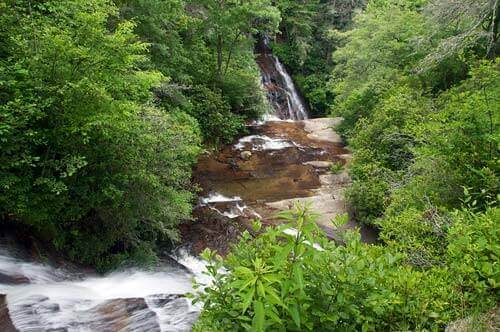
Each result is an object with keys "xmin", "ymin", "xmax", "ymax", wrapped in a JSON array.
[
  {"xmin": 256, "ymin": 37, "xmax": 309, "ymax": 121},
  {"xmin": 272, "ymin": 57, "xmax": 309, "ymax": 120}
]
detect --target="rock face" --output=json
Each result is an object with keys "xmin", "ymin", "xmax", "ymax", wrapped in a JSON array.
[
  {"xmin": 265, "ymin": 171, "xmax": 350, "ymax": 230},
  {"xmin": 303, "ymin": 161, "xmax": 334, "ymax": 168},
  {"xmin": 303, "ymin": 118, "xmax": 343, "ymax": 144},
  {"xmin": 186, "ymin": 117, "xmax": 377, "ymax": 254}
]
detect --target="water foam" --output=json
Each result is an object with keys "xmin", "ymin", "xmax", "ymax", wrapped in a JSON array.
[
  {"xmin": 234, "ymin": 134, "xmax": 298, "ymax": 151},
  {"xmin": 0, "ymin": 244, "xmax": 205, "ymax": 331}
]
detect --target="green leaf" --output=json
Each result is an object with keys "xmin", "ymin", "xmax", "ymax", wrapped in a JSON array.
[
  {"xmin": 265, "ymin": 287, "xmax": 284, "ymax": 307},
  {"xmin": 257, "ymin": 280, "xmax": 266, "ymax": 297},
  {"xmin": 293, "ymin": 264, "xmax": 304, "ymax": 291},
  {"xmin": 241, "ymin": 288, "xmax": 255, "ymax": 314},
  {"xmin": 252, "ymin": 300, "xmax": 265, "ymax": 332},
  {"xmin": 266, "ymin": 305, "xmax": 282, "ymax": 324},
  {"xmin": 274, "ymin": 242, "xmax": 294, "ymax": 266},
  {"xmin": 288, "ymin": 303, "xmax": 301, "ymax": 329}
]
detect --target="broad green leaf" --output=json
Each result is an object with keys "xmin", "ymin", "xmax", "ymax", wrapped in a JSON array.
[
  {"xmin": 241, "ymin": 288, "xmax": 255, "ymax": 314},
  {"xmin": 288, "ymin": 303, "xmax": 301, "ymax": 329},
  {"xmin": 252, "ymin": 300, "xmax": 265, "ymax": 332}
]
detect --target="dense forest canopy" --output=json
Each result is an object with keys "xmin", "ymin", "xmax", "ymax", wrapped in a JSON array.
[{"xmin": 0, "ymin": 0, "xmax": 498, "ymax": 329}]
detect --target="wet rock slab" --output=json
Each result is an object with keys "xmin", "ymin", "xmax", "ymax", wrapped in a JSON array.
[
  {"xmin": 193, "ymin": 119, "xmax": 348, "ymax": 201},
  {"xmin": 186, "ymin": 118, "xmax": 377, "ymax": 253},
  {"xmin": 93, "ymin": 298, "xmax": 160, "ymax": 331},
  {"xmin": 1, "ymin": 293, "xmax": 197, "ymax": 332}
]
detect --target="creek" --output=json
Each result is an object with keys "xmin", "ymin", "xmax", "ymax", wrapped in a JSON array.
[{"xmin": 0, "ymin": 39, "xmax": 374, "ymax": 331}]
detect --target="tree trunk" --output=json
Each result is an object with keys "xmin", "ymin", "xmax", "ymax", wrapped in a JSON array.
[{"xmin": 223, "ymin": 31, "xmax": 242, "ymax": 76}]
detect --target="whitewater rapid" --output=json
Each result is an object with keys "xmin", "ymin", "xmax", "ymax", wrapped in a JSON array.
[{"xmin": 0, "ymin": 243, "xmax": 206, "ymax": 331}]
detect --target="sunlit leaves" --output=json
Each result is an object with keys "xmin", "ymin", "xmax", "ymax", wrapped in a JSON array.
[
  {"xmin": 193, "ymin": 205, "xmax": 499, "ymax": 330},
  {"xmin": 0, "ymin": 0, "xmax": 201, "ymax": 271}
]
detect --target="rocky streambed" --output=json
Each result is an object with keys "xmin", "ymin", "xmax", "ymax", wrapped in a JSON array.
[{"xmin": 182, "ymin": 117, "xmax": 377, "ymax": 255}]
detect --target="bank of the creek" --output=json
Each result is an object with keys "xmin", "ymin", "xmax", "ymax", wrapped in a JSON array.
[{"xmin": 0, "ymin": 40, "xmax": 375, "ymax": 331}]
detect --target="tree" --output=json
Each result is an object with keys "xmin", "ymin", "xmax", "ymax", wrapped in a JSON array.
[
  {"xmin": 418, "ymin": 0, "xmax": 500, "ymax": 71},
  {"xmin": 0, "ymin": 0, "xmax": 201, "ymax": 270},
  {"xmin": 194, "ymin": 0, "xmax": 280, "ymax": 84},
  {"xmin": 330, "ymin": 0, "xmax": 430, "ymax": 134}
]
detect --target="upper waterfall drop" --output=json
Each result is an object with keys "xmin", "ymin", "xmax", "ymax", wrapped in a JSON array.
[
  {"xmin": 256, "ymin": 36, "xmax": 309, "ymax": 121},
  {"xmin": 272, "ymin": 57, "xmax": 309, "ymax": 120}
]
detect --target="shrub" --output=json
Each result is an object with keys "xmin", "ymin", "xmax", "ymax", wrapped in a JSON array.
[
  {"xmin": 193, "ymin": 205, "xmax": 476, "ymax": 331},
  {"xmin": 0, "ymin": 0, "xmax": 201, "ymax": 271},
  {"xmin": 345, "ymin": 162, "xmax": 391, "ymax": 225},
  {"xmin": 329, "ymin": 161, "xmax": 344, "ymax": 174},
  {"xmin": 446, "ymin": 207, "xmax": 499, "ymax": 309}
]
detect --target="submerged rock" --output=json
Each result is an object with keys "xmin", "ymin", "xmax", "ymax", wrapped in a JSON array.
[
  {"xmin": 0, "ymin": 273, "xmax": 29, "ymax": 285},
  {"xmin": 240, "ymin": 150, "xmax": 252, "ymax": 160}
]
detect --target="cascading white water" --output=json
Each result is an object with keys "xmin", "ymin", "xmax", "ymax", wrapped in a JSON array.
[
  {"xmin": 0, "ymin": 244, "xmax": 207, "ymax": 331},
  {"xmin": 256, "ymin": 36, "xmax": 309, "ymax": 121},
  {"xmin": 272, "ymin": 57, "xmax": 309, "ymax": 121}
]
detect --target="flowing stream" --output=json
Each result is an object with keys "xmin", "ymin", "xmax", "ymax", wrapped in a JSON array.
[
  {"xmin": 188, "ymin": 36, "xmax": 376, "ymax": 255},
  {"xmin": 0, "ymin": 239, "xmax": 204, "ymax": 331}
]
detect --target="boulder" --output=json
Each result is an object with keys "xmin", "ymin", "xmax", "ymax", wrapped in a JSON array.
[
  {"xmin": 91, "ymin": 298, "xmax": 160, "ymax": 331},
  {"xmin": 240, "ymin": 150, "xmax": 252, "ymax": 160},
  {"xmin": 0, "ymin": 294, "xmax": 18, "ymax": 332}
]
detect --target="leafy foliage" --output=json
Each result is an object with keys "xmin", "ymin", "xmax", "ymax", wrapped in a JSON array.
[
  {"xmin": 118, "ymin": 0, "xmax": 280, "ymax": 144},
  {"xmin": 329, "ymin": 161, "xmax": 344, "ymax": 174},
  {"xmin": 332, "ymin": 0, "xmax": 499, "ymax": 228},
  {"xmin": 324, "ymin": 0, "xmax": 499, "ymax": 326},
  {"xmin": 0, "ymin": 0, "xmax": 200, "ymax": 270},
  {"xmin": 194, "ymin": 205, "xmax": 498, "ymax": 331},
  {"xmin": 0, "ymin": 0, "xmax": 283, "ymax": 270},
  {"xmin": 447, "ymin": 208, "xmax": 499, "ymax": 308}
]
